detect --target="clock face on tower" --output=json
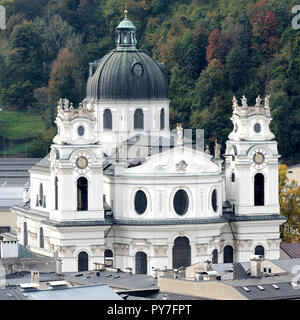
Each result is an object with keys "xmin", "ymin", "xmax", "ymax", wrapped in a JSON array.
[
  {"xmin": 72, "ymin": 152, "xmax": 92, "ymax": 174},
  {"xmin": 250, "ymin": 148, "xmax": 268, "ymax": 169},
  {"xmin": 253, "ymin": 152, "xmax": 265, "ymax": 165},
  {"xmin": 76, "ymin": 156, "xmax": 88, "ymax": 169}
]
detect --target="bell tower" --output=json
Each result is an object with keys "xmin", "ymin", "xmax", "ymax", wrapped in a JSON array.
[
  {"xmin": 225, "ymin": 95, "xmax": 280, "ymax": 216},
  {"xmin": 49, "ymin": 98, "xmax": 105, "ymax": 222}
]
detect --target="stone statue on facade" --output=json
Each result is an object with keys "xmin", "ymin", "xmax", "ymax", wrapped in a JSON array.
[
  {"xmin": 241, "ymin": 95, "xmax": 248, "ymax": 108},
  {"xmin": 176, "ymin": 123, "xmax": 184, "ymax": 146},
  {"xmin": 63, "ymin": 98, "xmax": 70, "ymax": 110},
  {"xmin": 265, "ymin": 95, "xmax": 271, "ymax": 109},
  {"xmin": 214, "ymin": 139, "xmax": 221, "ymax": 159},
  {"xmin": 255, "ymin": 95, "xmax": 262, "ymax": 107},
  {"xmin": 232, "ymin": 96, "xmax": 238, "ymax": 111}
]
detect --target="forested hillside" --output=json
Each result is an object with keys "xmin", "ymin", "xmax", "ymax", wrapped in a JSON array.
[{"xmin": 0, "ymin": 0, "xmax": 299, "ymax": 161}]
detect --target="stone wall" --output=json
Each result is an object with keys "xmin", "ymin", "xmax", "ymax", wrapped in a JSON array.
[{"xmin": 0, "ymin": 257, "xmax": 56, "ymax": 274}]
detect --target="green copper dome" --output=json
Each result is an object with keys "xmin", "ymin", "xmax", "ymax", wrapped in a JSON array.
[{"xmin": 86, "ymin": 12, "xmax": 168, "ymax": 101}]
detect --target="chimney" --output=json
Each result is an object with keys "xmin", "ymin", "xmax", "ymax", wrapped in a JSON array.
[
  {"xmin": 56, "ymin": 259, "xmax": 62, "ymax": 276},
  {"xmin": 250, "ymin": 255, "xmax": 262, "ymax": 278},
  {"xmin": 31, "ymin": 271, "xmax": 39, "ymax": 284}
]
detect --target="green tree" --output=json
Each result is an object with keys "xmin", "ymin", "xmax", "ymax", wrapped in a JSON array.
[{"xmin": 1, "ymin": 21, "xmax": 44, "ymax": 107}]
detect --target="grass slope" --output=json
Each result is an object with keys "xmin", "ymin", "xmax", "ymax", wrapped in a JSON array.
[{"xmin": 0, "ymin": 109, "xmax": 45, "ymax": 140}]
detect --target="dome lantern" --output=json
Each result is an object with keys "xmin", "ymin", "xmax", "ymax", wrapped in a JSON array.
[{"xmin": 115, "ymin": 11, "xmax": 137, "ymax": 51}]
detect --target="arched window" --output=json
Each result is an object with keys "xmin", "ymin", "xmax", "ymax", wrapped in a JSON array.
[
  {"xmin": 23, "ymin": 222, "xmax": 28, "ymax": 247},
  {"xmin": 231, "ymin": 172, "xmax": 235, "ymax": 182},
  {"xmin": 160, "ymin": 109, "xmax": 165, "ymax": 130},
  {"xmin": 55, "ymin": 177, "xmax": 58, "ymax": 210},
  {"xmin": 134, "ymin": 190, "xmax": 147, "ymax": 214},
  {"xmin": 105, "ymin": 249, "xmax": 114, "ymax": 267},
  {"xmin": 211, "ymin": 189, "xmax": 218, "ymax": 212},
  {"xmin": 135, "ymin": 252, "xmax": 147, "ymax": 274},
  {"xmin": 159, "ymin": 136, "xmax": 163, "ymax": 153},
  {"xmin": 172, "ymin": 237, "xmax": 191, "ymax": 269},
  {"xmin": 224, "ymin": 245, "xmax": 234, "ymax": 263},
  {"xmin": 212, "ymin": 249, "xmax": 218, "ymax": 264},
  {"xmin": 39, "ymin": 183, "xmax": 43, "ymax": 206},
  {"xmin": 78, "ymin": 251, "xmax": 89, "ymax": 272},
  {"xmin": 103, "ymin": 109, "xmax": 112, "ymax": 130},
  {"xmin": 134, "ymin": 109, "xmax": 144, "ymax": 130},
  {"xmin": 255, "ymin": 245, "xmax": 265, "ymax": 257},
  {"xmin": 77, "ymin": 177, "xmax": 88, "ymax": 211},
  {"xmin": 173, "ymin": 190, "xmax": 189, "ymax": 216},
  {"xmin": 40, "ymin": 227, "xmax": 44, "ymax": 249},
  {"xmin": 254, "ymin": 173, "xmax": 264, "ymax": 206}
]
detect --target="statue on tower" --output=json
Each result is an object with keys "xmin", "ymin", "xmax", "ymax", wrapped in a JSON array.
[
  {"xmin": 255, "ymin": 95, "xmax": 262, "ymax": 107},
  {"xmin": 176, "ymin": 123, "xmax": 184, "ymax": 146},
  {"xmin": 214, "ymin": 139, "xmax": 221, "ymax": 159},
  {"xmin": 232, "ymin": 96, "xmax": 238, "ymax": 111},
  {"xmin": 241, "ymin": 95, "xmax": 248, "ymax": 108},
  {"xmin": 265, "ymin": 95, "xmax": 271, "ymax": 109}
]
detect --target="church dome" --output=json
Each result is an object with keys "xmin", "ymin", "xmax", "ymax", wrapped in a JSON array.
[{"xmin": 86, "ymin": 14, "xmax": 168, "ymax": 101}]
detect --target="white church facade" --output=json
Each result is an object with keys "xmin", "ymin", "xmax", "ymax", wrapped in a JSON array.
[{"xmin": 11, "ymin": 13, "xmax": 286, "ymax": 274}]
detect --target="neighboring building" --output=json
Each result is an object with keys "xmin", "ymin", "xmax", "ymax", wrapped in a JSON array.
[
  {"xmin": 280, "ymin": 243, "xmax": 300, "ymax": 259},
  {"xmin": 158, "ymin": 257, "xmax": 300, "ymax": 300},
  {"xmin": 0, "ymin": 158, "xmax": 40, "ymax": 233},
  {"xmin": 11, "ymin": 13, "xmax": 286, "ymax": 274},
  {"xmin": 287, "ymin": 163, "xmax": 300, "ymax": 185}
]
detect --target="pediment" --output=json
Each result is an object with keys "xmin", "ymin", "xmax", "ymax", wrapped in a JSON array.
[{"xmin": 122, "ymin": 146, "xmax": 221, "ymax": 175}]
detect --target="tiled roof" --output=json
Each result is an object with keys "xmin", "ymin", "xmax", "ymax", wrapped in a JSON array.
[{"xmin": 280, "ymin": 243, "xmax": 300, "ymax": 259}]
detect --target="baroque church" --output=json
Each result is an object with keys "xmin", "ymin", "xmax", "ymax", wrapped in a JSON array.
[{"xmin": 12, "ymin": 12, "xmax": 286, "ymax": 274}]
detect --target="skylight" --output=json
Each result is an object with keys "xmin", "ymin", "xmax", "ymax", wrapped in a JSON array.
[{"xmin": 257, "ymin": 285, "xmax": 265, "ymax": 290}]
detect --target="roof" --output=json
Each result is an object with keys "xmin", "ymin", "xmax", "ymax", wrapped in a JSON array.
[
  {"xmin": 25, "ymin": 284, "xmax": 122, "ymax": 300},
  {"xmin": 0, "ymin": 158, "xmax": 40, "ymax": 209},
  {"xmin": 5, "ymin": 272, "xmax": 63, "ymax": 287},
  {"xmin": 280, "ymin": 243, "xmax": 300, "ymax": 259},
  {"xmin": 64, "ymin": 270, "xmax": 158, "ymax": 291},
  {"xmin": 271, "ymin": 258, "xmax": 300, "ymax": 273},
  {"xmin": 18, "ymin": 244, "xmax": 37, "ymax": 258},
  {"xmin": 234, "ymin": 282, "xmax": 300, "ymax": 300},
  {"xmin": 86, "ymin": 50, "xmax": 168, "ymax": 101},
  {"xmin": 30, "ymin": 155, "xmax": 50, "ymax": 173},
  {"xmin": 0, "ymin": 287, "xmax": 27, "ymax": 300}
]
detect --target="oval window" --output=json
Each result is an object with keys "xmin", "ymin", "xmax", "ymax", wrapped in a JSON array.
[
  {"xmin": 173, "ymin": 190, "xmax": 189, "ymax": 216},
  {"xmin": 134, "ymin": 190, "xmax": 147, "ymax": 214},
  {"xmin": 132, "ymin": 63, "xmax": 143, "ymax": 77},
  {"xmin": 254, "ymin": 123, "xmax": 261, "ymax": 133},
  {"xmin": 78, "ymin": 126, "xmax": 85, "ymax": 137},
  {"xmin": 211, "ymin": 189, "xmax": 218, "ymax": 213}
]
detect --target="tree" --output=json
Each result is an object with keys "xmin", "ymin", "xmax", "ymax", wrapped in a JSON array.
[
  {"xmin": 48, "ymin": 48, "xmax": 84, "ymax": 108},
  {"xmin": 27, "ymin": 128, "xmax": 56, "ymax": 158},
  {"xmin": 250, "ymin": 0, "xmax": 279, "ymax": 61},
  {"xmin": 279, "ymin": 164, "xmax": 300, "ymax": 243},
  {"xmin": 1, "ymin": 21, "xmax": 44, "ymax": 107}
]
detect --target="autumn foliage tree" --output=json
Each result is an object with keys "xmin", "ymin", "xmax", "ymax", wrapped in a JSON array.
[
  {"xmin": 279, "ymin": 164, "xmax": 300, "ymax": 243},
  {"xmin": 250, "ymin": 0, "xmax": 279, "ymax": 60},
  {"xmin": 48, "ymin": 48, "xmax": 84, "ymax": 108}
]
